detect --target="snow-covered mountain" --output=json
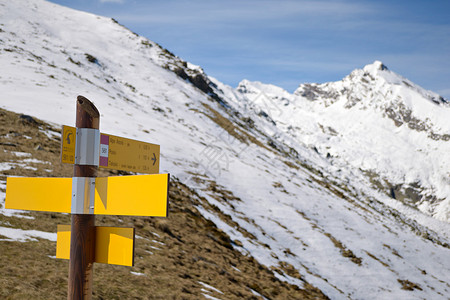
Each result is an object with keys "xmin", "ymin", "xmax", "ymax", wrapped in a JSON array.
[
  {"xmin": 214, "ymin": 60, "xmax": 450, "ymax": 222},
  {"xmin": 0, "ymin": 0, "xmax": 449, "ymax": 299}
]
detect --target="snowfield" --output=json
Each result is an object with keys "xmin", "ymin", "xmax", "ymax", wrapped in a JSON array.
[{"xmin": 0, "ymin": 0, "xmax": 449, "ymax": 299}]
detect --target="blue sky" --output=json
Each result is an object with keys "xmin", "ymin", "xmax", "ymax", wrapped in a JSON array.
[{"xmin": 49, "ymin": 0, "xmax": 450, "ymax": 99}]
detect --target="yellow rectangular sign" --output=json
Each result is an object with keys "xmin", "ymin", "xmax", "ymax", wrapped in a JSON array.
[
  {"xmin": 94, "ymin": 174, "xmax": 169, "ymax": 217},
  {"xmin": 61, "ymin": 125, "xmax": 76, "ymax": 164},
  {"xmin": 56, "ymin": 225, "xmax": 71, "ymax": 260},
  {"xmin": 6, "ymin": 174, "xmax": 169, "ymax": 217},
  {"xmin": 60, "ymin": 125, "xmax": 160, "ymax": 174},
  {"xmin": 56, "ymin": 225, "xmax": 135, "ymax": 266},
  {"xmin": 99, "ymin": 133, "xmax": 160, "ymax": 174},
  {"xmin": 5, "ymin": 177, "xmax": 72, "ymax": 213}
]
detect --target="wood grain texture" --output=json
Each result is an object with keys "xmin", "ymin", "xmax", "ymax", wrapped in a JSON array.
[
  {"xmin": 68, "ymin": 215, "xmax": 95, "ymax": 299},
  {"xmin": 76, "ymin": 95, "xmax": 100, "ymax": 129},
  {"xmin": 68, "ymin": 96, "xmax": 99, "ymax": 300}
]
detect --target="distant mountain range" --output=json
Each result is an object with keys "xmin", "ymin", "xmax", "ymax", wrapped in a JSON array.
[{"xmin": 216, "ymin": 60, "xmax": 450, "ymax": 222}]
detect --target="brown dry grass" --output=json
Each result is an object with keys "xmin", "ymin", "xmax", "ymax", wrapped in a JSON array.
[{"xmin": 0, "ymin": 107, "xmax": 327, "ymax": 299}]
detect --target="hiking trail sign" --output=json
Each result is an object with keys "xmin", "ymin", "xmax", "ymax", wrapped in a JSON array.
[
  {"xmin": 62, "ymin": 125, "xmax": 160, "ymax": 174},
  {"xmin": 5, "ymin": 96, "xmax": 169, "ymax": 300}
]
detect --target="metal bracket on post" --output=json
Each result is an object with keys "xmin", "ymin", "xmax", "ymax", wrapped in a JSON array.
[
  {"xmin": 75, "ymin": 128, "xmax": 100, "ymax": 166},
  {"xmin": 71, "ymin": 177, "xmax": 96, "ymax": 214}
]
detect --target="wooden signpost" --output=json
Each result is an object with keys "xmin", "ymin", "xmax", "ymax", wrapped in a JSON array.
[{"xmin": 5, "ymin": 96, "xmax": 169, "ymax": 299}]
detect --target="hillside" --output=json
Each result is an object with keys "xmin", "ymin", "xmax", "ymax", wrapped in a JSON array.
[
  {"xmin": 0, "ymin": 0, "xmax": 449, "ymax": 299},
  {"xmin": 0, "ymin": 108, "xmax": 323, "ymax": 299}
]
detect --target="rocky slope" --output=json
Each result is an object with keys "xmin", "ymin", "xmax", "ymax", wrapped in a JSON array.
[{"xmin": 0, "ymin": 0, "xmax": 449, "ymax": 299}]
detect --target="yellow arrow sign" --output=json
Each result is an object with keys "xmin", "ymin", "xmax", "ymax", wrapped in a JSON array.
[
  {"xmin": 5, "ymin": 174, "xmax": 169, "ymax": 217},
  {"xmin": 60, "ymin": 125, "xmax": 160, "ymax": 174},
  {"xmin": 56, "ymin": 225, "xmax": 135, "ymax": 266},
  {"xmin": 100, "ymin": 133, "xmax": 160, "ymax": 174}
]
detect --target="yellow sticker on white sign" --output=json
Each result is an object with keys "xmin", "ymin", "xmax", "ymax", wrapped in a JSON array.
[{"xmin": 61, "ymin": 125, "xmax": 76, "ymax": 164}]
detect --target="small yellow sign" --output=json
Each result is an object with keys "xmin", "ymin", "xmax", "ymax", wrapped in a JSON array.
[
  {"xmin": 56, "ymin": 225, "xmax": 71, "ymax": 260},
  {"xmin": 56, "ymin": 225, "xmax": 135, "ymax": 266},
  {"xmin": 60, "ymin": 125, "xmax": 160, "ymax": 174},
  {"xmin": 61, "ymin": 125, "xmax": 76, "ymax": 164},
  {"xmin": 100, "ymin": 133, "xmax": 160, "ymax": 174}
]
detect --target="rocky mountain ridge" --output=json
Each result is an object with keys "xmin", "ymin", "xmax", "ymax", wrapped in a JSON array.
[{"xmin": 221, "ymin": 60, "xmax": 450, "ymax": 222}]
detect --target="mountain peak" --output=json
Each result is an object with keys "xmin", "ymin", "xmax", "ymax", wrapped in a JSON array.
[
  {"xmin": 364, "ymin": 60, "xmax": 388, "ymax": 72},
  {"xmin": 237, "ymin": 79, "xmax": 290, "ymax": 97},
  {"xmin": 358, "ymin": 60, "xmax": 391, "ymax": 80}
]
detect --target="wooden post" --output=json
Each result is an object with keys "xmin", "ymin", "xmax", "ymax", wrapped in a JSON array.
[{"xmin": 68, "ymin": 96, "xmax": 100, "ymax": 300}]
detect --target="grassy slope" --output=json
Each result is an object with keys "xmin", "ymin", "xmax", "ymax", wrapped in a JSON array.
[{"xmin": 0, "ymin": 107, "xmax": 327, "ymax": 299}]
